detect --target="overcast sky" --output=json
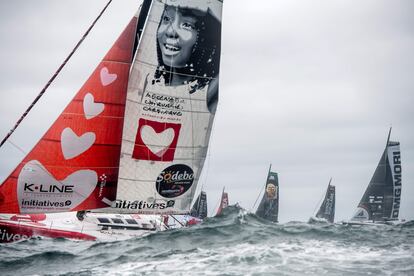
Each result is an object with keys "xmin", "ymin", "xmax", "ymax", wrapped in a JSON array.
[{"xmin": 0, "ymin": 0, "xmax": 413, "ymax": 222}]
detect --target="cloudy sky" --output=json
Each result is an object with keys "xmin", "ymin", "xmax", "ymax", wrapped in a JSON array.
[{"xmin": 0, "ymin": 0, "xmax": 413, "ymax": 222}]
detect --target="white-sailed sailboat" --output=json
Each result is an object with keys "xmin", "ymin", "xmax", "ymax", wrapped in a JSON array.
[
  {"xmin": 309, "ymin": 179, "xmax": 335, "ymax": 223},
  {"xmin": 0, "ymin": 0, "xmax": 223, "ymax": 242},
  {"xmin": 347, "ymin": 128, "xmax": 402, "ymax": 225}
]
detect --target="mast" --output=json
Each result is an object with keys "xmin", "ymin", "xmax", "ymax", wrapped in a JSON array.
[{"xmin": 386, "ymin": 127, "xmax": 392, "ymax": 148}]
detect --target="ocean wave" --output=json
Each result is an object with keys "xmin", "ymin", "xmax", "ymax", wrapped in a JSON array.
[{"xmin": 1, "ymin": 207, "xmax": 413, "ymax": 276}]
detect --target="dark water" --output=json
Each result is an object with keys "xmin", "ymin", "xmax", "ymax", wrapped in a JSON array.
[{"xmin": 1, "ymin": 206, "xmax": 413, "ymax": 276}]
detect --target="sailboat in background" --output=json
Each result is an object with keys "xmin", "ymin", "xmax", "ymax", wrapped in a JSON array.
[
  {"xmin": 186, "ymin": 190, "xmax": 207, "ymax": 225},
  {"xmin": 347, "ymin": 128, "xmax": 402, "ymax": 225},
  {"xmin": 0, "ymin": 0, "xmax": 223, "ymax": 242},
  {"xmin": 309, "ymin": 179, "xmax": 335, "ymax": 223},
  {"xmin": 190, "ymin": 190, "xmax": 208, "ymax": 219},
  {"xmin": 255, "ymin": 165, "xmax": 279, "ymax": 223},
  {"xmin": 215, "ymin": 187, "xmax": 229, "ymax": 216}
]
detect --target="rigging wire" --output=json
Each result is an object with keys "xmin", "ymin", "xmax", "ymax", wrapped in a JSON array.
[{"xmin": 0, "ymin": 0, "xmax": 113, "ymax": 148}]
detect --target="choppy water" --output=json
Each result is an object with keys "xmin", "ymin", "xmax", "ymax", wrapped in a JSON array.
[{"xmin": 1, "ymin": 206, "xmax": 413, "ymax": 276}]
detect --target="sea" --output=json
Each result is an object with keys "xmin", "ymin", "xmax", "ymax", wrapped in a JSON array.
[{"xmin": 1, "ymin": 206, "xmax": 413, "ymax": 276}]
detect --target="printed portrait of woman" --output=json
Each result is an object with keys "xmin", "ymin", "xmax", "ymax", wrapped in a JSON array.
[
  {"xmin": 265, "ymin": 183, "xmax": 277, "ymax": 200},
  {"xmin": 256, "ymin": 181, "xmax": 279, "ymax": 222},
  {"xmin": 153, "ymin": 1, "xmax": 222, "ymax": 113}
]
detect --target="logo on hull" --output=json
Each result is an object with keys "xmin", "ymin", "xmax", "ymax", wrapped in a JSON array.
[
  {"xmin": 113, "ymin": 199, "xmax": 175, "ymax": 210},
  {"xmin": 0, "ymin": 229, "xmax": 29, "ymax": 242}
]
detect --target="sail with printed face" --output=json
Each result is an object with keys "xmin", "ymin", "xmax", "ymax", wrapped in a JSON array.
[
  {"xmin": 190, "ymin": 191, "xmax": 208, "ymax": 219},
  {"xmin": 256, "ymin": 171, "xmax": 279, "ymax": 222},
  {"xmin": 351, "ymin": 130, "xmax": 402, "ymax": 222},
  {"xmin": 216, "ymin": 188, "xmax": 228, "ymax": 216},
  {"xmin": 0, "ymin": 15, "xmax": 139, "ymax": 214},
  {"xmin": 111, "ymin": 0, "xmax": 223, "ymax": 214},
  {"xmin": 314, "ymin": 182, "xmax": 335, "ymax": 223}
]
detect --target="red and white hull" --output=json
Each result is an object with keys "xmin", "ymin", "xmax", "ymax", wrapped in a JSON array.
[{"xmin": 0, "ymin": 212, "xmax": 171, "ymax": 243}]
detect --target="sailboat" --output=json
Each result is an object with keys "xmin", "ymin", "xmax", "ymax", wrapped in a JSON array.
[
  {"xmin": 190, "ymin": 191, "xmax": 208, "ymax": 220},
  {"xmin": 347, "ymin": 128, "xmax": 402, "ymax": 225},
  {"xmin": 179, "ymin": 190, "xmax": 207, "ymax": 226},
  {"xmin": 0, "ymin": 0, "xmax": 223, "ymax": 243},
  {"xmin": 308, "ymin": 179, "xmax": 335, "ymax": 223},
  {"xmin": 255, "ymin": 166, "xmax": 279, "ymax": 223},
  {"xmin": 215, "ymin": 187, "xmax": 228, "ymax": 216}
]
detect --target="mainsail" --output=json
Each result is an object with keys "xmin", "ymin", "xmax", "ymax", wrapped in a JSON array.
[
  {"xmin": 216, "ymin": 187, "xmax": 228, "ymax": 216},
  {"xmin": 313, "ymin": 179, "xmax": 335, "ymax": 223},
  {"xmin": 190, "ymin": 191, "xmax": 208, "ymax": 219},
  {"xmin": 351, "ymin": 129, "xmax": 402, "ymax": 222},
  {"xmin": 112, "ymin": 0, "xmax": 223, "ymax": 214},
  {"xmin": 0, "ymin": 0, "xmax": 223, "ymax": 216},
  {"xmin": 256, "ymin": 170, "xmax": 279, "ymax": 222}
]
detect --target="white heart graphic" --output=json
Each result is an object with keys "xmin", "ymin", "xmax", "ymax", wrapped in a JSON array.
[
  {"xmin": 61, "ymin": 127, "xmax": 96, "ymax": 160},
  {"xmin": 141, "ymin": 125, "xmax": 175, "ymax": 157},
  {"xmin": 100, "ymin": 67, "xmax": 117, "ymax": 86},
  {"xmin": 17, "ymin": 160, "xmax": 97, "ymax": 213},
  {"xmin": 83, "ymin": 93, "xmax": 104, "ymax": 120}
]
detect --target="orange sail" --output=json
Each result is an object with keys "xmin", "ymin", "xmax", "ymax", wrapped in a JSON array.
[
  {"xmin": 216, "ymin": 188, "xmax": 229, "ymax": 216},
  {"xmin": 0, "ymin": 16, "xmax": 137, "ymax": 214}
]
